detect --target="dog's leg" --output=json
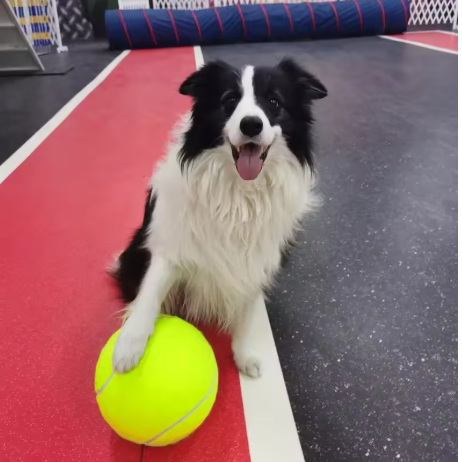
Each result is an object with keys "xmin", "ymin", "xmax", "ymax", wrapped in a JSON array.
[
  {"xmin": 232, "ymin": 292, "xmax": 264, "ymax": 379},
  {"xmin": 112, "ymin": 256, "xmax": 175, "ymax": 373}
]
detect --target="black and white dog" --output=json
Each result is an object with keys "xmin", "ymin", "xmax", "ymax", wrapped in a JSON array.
[{"xmin": 111, "ymin": 58, "xmax": 327, "ymax": 378}]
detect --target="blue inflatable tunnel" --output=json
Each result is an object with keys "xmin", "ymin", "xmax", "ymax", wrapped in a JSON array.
[{"xmin": 106, "ymin": 0, "xmax": 409, "ymax": 50}]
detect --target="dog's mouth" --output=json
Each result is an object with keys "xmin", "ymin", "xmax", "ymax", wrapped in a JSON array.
[{"xmin": 231, "ymin": 142, "xmax": 270, "ymax": 181}]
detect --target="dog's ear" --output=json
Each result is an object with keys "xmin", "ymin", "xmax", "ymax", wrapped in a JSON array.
[
  {"xmin": 179, "ymin": 61, "xmax": 235, "ymax": 98},
  {"xmin": 278, "ymin": 58, "xmax": 327, "ymax": 101}
]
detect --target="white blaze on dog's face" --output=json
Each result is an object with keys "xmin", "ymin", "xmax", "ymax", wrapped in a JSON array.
[
  {"xmin": 178, "ymin": 59, "xmax": 327, "ymax": 180},
  {"xmin": 224, "ymin": 66, "xmax": 281, "ymax": 181}
]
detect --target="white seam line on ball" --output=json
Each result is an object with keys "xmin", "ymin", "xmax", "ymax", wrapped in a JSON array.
[
  {"xmin": 96, "ymin": 372, "xmax": 115, "ymax": 395},
  {"xmin": 143, "ymin": 371, "xmax": 218, "ymax": 445}
]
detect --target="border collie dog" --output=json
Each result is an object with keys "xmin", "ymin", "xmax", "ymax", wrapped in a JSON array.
[{"xmin": 111, "ymin": 58, "xmax": 327, "ymax": 378}]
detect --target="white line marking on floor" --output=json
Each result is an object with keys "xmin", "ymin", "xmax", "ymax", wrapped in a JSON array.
[
  {"xmin": 379, "ymin": 35, "xmax": 458, "ymax": 54},
  {"xmin": 193, "ymin": 45, "xmax": 204, "ymax": 67},
  {"xmin": 0, "ymin": 50, "xmax": 131, "ymax": 186},
  {"xmin": 240, "ymin": 305, "xmax": 306, "ymax": 462},
  {"xmin": 193, "ymin": 45, "xmax": 305, "ymax": 462},
  {"xmin": 405, "ymin": 30, "xmax": 458, "ymax": 36},
  {"xmin": 435, "ymin": 30, "xmax": 458, "ymax": 36}
]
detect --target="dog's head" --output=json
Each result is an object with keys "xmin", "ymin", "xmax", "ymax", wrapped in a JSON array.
[{"xmin": 178, "ymin": 59, "xmax": 327, "ymax": 181}]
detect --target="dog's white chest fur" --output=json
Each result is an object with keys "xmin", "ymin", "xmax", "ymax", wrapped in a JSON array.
[{"xmin": 149, "ymin": 131, "xmax": 317, "ymax": 329}]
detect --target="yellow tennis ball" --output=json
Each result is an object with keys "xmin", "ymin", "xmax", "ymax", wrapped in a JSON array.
[{"xmin": 95, "ymin": 315, "xmax": 218, "ymax": 446}]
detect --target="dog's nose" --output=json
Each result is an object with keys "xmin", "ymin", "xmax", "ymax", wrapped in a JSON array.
[{"xmin": 240, "ymin": 116, "xmax": 263, "ymax": 138}]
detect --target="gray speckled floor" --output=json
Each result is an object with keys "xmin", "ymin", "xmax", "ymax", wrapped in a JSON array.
[{"xmin": 203, "ymin": 38, "xmax": 457, "ymax": 462}]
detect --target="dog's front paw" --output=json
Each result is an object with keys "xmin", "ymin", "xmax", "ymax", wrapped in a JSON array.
[
  {"xmin": 112, "ymin": 332, "xmax": 150, "ymax": 373},
  {"xmin": 112, "ymin": 318, "xmax": 153, "ymax": 373},
  {"xmin": 233, "ymin": 350, "xmax": 262, "ymax": 379}
]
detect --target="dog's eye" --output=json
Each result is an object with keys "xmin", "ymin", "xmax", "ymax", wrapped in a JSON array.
[
  {"xmin": 222, "ymin": 92, "xmax": 239, "ymax": 106},
  {"xmin": 270, "ymin": 98, "xmax": 280, "ymax": 108}
]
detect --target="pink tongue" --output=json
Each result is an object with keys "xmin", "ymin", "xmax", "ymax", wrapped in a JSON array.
[{"xmin": 236, "ymin": 147, "xmax": 263, "ymax": 181}]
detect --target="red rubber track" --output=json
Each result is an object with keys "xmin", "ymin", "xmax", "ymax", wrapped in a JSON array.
[{"xmin": 0, "ymin": 48, "xmax": 250, "ymax": 462}]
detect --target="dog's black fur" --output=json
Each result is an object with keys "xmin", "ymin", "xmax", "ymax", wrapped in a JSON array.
[{"xmin": 113, "ymin": 190, "xmax": 155, "ymax": 303}]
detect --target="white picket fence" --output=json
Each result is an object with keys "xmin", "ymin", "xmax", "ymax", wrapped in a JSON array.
[{"xmin": 118, "ymin": 0, "xmax": 459, "ymax": 28}]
